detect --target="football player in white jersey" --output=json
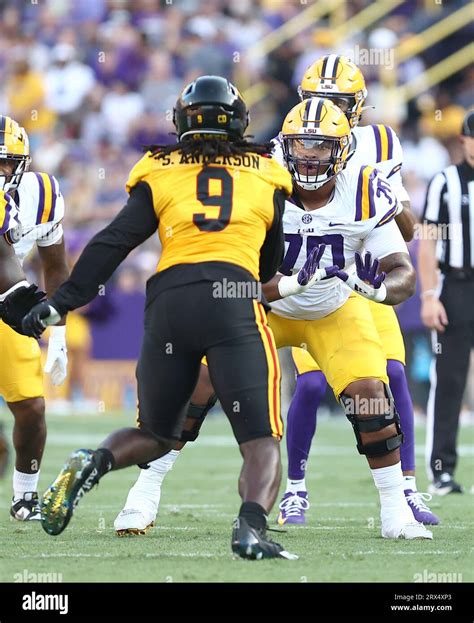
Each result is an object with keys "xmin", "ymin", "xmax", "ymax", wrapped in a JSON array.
[
  {"xmin": 273, "ymin": 56, "xmax": 438, "ymax": 527},
  {"xmin": 0, "ymin": 189, "xmax": 46, "ymax": 485},
  {"xmin": 0, "ymin": 116, "xmax": 69, "ymax": 521},
  {"xmin": 259, "ymin": 97, "xmax": 431, "ymax": 539}
]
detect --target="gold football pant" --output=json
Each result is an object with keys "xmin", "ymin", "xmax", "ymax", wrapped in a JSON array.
[
  {"xmin": 0, "ymin": 320, "xmax": 43, "ymax": 402},
  {"xmin": 291, "ymin": 297, "xmax": 405, "ymax": 378},
  {"xmin": 268, "ymin": 295, "xmax": 388, "ymax": 398}
]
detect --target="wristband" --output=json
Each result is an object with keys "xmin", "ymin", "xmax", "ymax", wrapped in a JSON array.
[
  {"xmin": 49, "ymin": 324, "xmax": 66, "ymax": 341},
  {"xmin": 277, "ymin": 274, "xmax": 301, "ymax": 298},
  {"xmin": 46, "ymin": 306, "xmax": 62, "ymax": 326},
  {"xmin": 277, "ymin": 268, "xmax": 329, "ymax": 298},
  {"xmin": 372, "ymin": 282, "xmax": 387, "ymax": 303}
]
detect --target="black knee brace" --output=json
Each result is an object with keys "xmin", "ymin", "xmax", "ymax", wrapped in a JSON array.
[
  {"xmin": 179, "ymin": 394, "xmax": 217, "ymax": 442},
  {"xmin": 340, "ymin": 384, "xmax": 404, "ymax": 458}
]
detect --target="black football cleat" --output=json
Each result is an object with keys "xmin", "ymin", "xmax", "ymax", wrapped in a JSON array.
[
  {"xmin": 428, "ymin": 473, "xmax": 464, "ymax": 496},
  {"xmin": 41, "ymin": 449, "xmax": 100, "ymax": 536},
  {"xmin": 231, "ymin": 517, "xmax": 298, "ymax": 560},
  {"xmin": 11, "ymin": 492, "xmax": 41, "ymax": 521}
]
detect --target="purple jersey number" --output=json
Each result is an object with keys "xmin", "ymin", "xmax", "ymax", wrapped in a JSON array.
[
  {"xmin": 376, "ymin": 177, "xmax": 394, "ymax": 204},
  {"xmin": 279, "ymin": 233, "xmax": 345, "ymax": 276}
]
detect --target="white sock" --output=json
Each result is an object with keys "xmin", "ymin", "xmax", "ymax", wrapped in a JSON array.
[
  {"xmin": 13, "ymin": 469, "xmax": 40, "ymax": 501},
  {"xmin": 403, "ymin": 475, "xmax": 417, "ymax": 492},
  {"xmin": 286, "ymin": 478, "xmax": 306, "ymax": 494},
  {"xmin": 148, "ymin": 450, "xmax": 180, "ymax": 476},
  {"xmin": 371, "ymin": 462, "xmax": 413, "ymax": 523},
  {"xmin": 124, "ymin": 450, "xmax": 180, "ymax": 512}
]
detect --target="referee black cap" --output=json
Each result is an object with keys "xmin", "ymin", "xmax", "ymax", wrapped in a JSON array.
[{"xmin": 461, "ymin": 110, "xmax": 474, "ymax": 137}]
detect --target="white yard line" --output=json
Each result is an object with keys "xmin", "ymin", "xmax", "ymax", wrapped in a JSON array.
[
  {"xmin": 12, "ymin": 552, "xmax": 227, "ymax": 559},
  {"xmin": 351, "ymin": 550, "xmax": 463, "ymax": 555}
]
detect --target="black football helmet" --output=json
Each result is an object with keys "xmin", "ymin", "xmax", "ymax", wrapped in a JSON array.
[{"xmin": 173, "ymin": 75, "xmax": 249, "ymax": 141}]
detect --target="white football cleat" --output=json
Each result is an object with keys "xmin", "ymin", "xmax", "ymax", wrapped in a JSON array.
[
  {"xmin": 114, "ymin": 508, "xmax": 156, "ymax": 536},
  {"xmin": 114, "ymin": 466, "xmax": 163, "ymax": 536},
  {"xmin": 381, "ymin": 519, "xmax": 433, "ymax": 540}
]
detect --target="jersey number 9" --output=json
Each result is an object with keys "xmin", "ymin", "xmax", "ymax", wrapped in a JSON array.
[{"xmin": 193, "ymin": 168, "xmax": 233, "ymax": 232}]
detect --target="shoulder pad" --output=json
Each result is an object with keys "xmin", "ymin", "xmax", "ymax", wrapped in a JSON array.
[
  {"xmin": 370, "ymin": 124, "xmax": 396, "ymax": 163},
  {"xmin": 355, "ymin": 165, "xmax": 378, "ymax": 221},
  {"xmin": 260, "ymin": 156, "xmax": 293, "ymax": 196},
  {"xmin": 33, "ymin": 172, "xmax": 61, "ymax": 225},
  {"xmin": 126, "ymin": 153, "xmax": 154, "ymax": 194}
]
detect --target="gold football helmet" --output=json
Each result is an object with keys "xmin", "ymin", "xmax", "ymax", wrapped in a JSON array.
[
  {"xmin": 298, "ymin": 55, "xmax": 367, "ymax": 128},
  {"xmin": 280, "ymin": 97, "xmax": 351, "ymax": 190},
  {"xmin": 0, "ymin": 115, "xmax": 31, "ymax": 192}
]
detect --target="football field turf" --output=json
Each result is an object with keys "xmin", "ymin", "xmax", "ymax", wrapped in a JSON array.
[{"xmin": 0, "ymin": 410, "xmax": 472, "ymax": 583}]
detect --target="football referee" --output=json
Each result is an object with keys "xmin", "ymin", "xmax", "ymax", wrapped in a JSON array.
[{"xmin": 419, "ymin": 110, "xmax": 474, "ymax": 495}]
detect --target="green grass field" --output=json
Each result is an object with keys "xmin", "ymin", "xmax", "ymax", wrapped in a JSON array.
[{"xmin": 0, "ymin": 410, "xmax": 472, "ymax": 583}]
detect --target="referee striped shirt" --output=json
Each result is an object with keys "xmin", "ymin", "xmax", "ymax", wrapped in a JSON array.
[{"xmin": 423, "ymin": 161, "xmax": 474, "ymax": 272}]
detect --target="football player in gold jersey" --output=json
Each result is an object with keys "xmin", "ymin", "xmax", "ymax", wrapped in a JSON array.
[{"xmin": 21, "ymin": 76, "xmax": 329, "ymax": 559}]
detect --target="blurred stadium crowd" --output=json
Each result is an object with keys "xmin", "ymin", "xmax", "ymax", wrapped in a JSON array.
[{"xmin": 0, "ymin": 0, "xmax": 472, "ymax": 415}]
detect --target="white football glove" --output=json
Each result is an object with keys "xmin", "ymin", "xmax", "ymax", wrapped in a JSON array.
[
  {"xmin": 44, "ymin": 325, "xmax": 68, "ymax": 386},
  {"xmin": 334, "ymin": 251, "xmax": 387, "ymax": 303},
  {"xmin": 277, "ymin": 244, "xmax": 338, "ymax": 298}
]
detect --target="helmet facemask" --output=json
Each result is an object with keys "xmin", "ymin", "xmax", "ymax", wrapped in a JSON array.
[
  {"xmin": 281, "ymin": 134, "xmax": 348, "ymax": 190},
  {"xmin": 0, "ymin": 154, "xmax": 31, "ymax": 193}
]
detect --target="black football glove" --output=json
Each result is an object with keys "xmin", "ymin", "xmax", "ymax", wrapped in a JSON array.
[
  {"xmin": 22, "ymin": 300, "xmax": 61, "ymax": 339},
  {"xmin": 0, "ymin": 284, "xmax": 47, "ymax": 336}
]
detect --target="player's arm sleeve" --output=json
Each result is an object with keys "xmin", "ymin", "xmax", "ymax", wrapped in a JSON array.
[
  {"xmin": 392, "ymin": 179, "xmax": 410, "ymax": 205},
  {"xmin": 50, "ymin": 182, "xmax": 158, "ymax": 315},
  {"xmin": 362, "ymin": 169, "xmax": 409, "ymax": 257},
  {"xmin": 422, "ymin": 172, "xmax": 447, "ymax": 225},
  {"xmin": 259, "ymin": 188, "xmax": 286, "ymax": 283},
  {"xmin": 386, "ymin": 166, "xmax": 410, "ymax": 205},
  {"xmin": 365, "ymin": 218, "xmax": 408, "ymax": 259}
]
